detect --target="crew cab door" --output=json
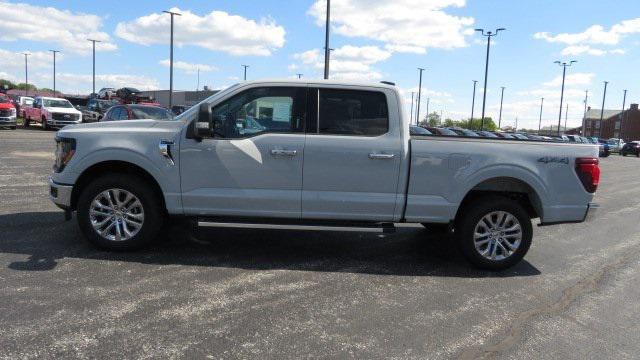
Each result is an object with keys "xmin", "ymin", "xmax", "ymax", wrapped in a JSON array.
[
  {"xmin": 302, "ymin": 87, "xmax": 403, "ymax": 221},
  {"xmin": 180, "ymin": 86, "xmax": 307, "ymax": 218}
]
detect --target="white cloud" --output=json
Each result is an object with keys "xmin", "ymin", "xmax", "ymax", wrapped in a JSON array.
[
  {"xmin": 542, "ymin": 73, "xmax": 595, "ymax": 87},
  {"xmin": 0, "ymin": 2, "xmax": 116, "ymax": 54},
  {"xmin": 292, "ymin": 45, "xmax": 391, "ymax": 81},
  {"xmin": 115, "ymin": 7, "xmax": 285, "ymax": 56},
  {"xmin": 52, "ymin": 73, "xmax": 160, "ymax": 93},
  {"xmin": 534, "ymin": 18, "xmax": 640, "ymax": 56},
  {"xmin": 307, "ymin": 0, "xmax": 474, "ymax": 54},
  {"xmin": 561, "ymin": 45, "xmax": 625, "ymax": 56},
  {"xmin": 158, "ymin": 59, "xmax": 216, "ymax": 74}
]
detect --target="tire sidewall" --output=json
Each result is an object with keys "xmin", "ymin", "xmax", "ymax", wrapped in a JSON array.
[
  {"xmin": 77, "ymin": 174, "xmax": 163, "ymax": 250},
  {"xmin": 456, "ymin": 196, "xmax": 533, "ymax": 270}
]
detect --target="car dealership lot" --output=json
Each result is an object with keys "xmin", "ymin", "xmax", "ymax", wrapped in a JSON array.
[{"xmin": 1, "ymin": 129, "xmax": 639, "ymax": 359}]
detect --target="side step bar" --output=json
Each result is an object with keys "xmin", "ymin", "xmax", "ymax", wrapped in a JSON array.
[{"xmin": 197, "ymin": 220, "xmax": 396, "ymax": 234}]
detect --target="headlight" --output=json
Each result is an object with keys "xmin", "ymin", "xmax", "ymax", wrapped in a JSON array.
[{"xmin": 54, "ymin": 137, "xmax": 76, "ymax": 173}]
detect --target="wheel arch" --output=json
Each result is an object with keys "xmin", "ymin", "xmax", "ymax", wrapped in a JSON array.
[
  {"xmin": 70, "ymin": 160, "xmax": 166, "ymax": 212},
  {"xmin": 455, "ymin": 176, "xmax": 544, "ymax": 222}
]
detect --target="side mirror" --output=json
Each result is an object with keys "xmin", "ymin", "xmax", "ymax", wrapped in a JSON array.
[{"xmin": 194, "ymin": 103, "xmax": 213, "ymax": 138}]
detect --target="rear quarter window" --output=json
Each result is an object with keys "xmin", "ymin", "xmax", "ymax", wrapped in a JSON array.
[{"xmin": 318, "ymin": 89, "xmax": 389, "ymax": 136}]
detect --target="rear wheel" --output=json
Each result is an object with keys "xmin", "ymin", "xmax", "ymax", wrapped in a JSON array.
[
  {"xmin": 42, "ymin": 117, "xmax": 48, "ymax": 130},
  {"xmin": 455, "ymin": 195, "xmax": 532, "ymax": 270},
  {"xmin": 77, "ymin": 174, "xmax": 164, "ymax": 250}
]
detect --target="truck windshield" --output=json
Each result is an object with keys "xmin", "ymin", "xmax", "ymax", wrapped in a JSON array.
[{"xmin": 44, "ymin": 99, "xmax": 73, "ymax": 108}]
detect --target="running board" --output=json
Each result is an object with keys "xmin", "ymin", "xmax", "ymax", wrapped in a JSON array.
[{"xmin": 196, "ymin": 220, "xmax": 396, "ymax": 234}]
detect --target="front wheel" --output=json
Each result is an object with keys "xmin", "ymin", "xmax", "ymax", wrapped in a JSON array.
[
  {"xmin": 77, "ymin": 174, "xmax": 164, "ymax": 250},
  {"xmin": 455, "ymin": 195, "xmax": 532, "ymax": 270},
  {"xmin": 42, "ymin": 117, "xmax": 48, "ymax": 130}
]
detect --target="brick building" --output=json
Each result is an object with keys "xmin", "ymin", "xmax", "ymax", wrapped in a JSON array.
[{"xmin": 583, "ymin": 103, "xmax": 640, "ymax": 141}]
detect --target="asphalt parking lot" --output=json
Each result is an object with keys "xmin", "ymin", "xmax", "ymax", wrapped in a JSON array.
[{"xmin": 1, "ymin": 128, "xmax": 639, "ymax": 359}]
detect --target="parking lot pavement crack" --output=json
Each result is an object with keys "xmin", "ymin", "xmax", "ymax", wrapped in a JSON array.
[{"xmin": 457, "ymin": 244, "xmax": 640, "ymax": 360}]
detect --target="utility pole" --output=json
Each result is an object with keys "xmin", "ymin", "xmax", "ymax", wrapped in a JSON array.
[
  {"xmin": 196, "ymin": 68, "xmax": 200, "ymax": 91},
  {"xmin": 410, "ymin": 92, "xmax": 415, "ymax": 123},
  {"xmin": 471, "ymin": 80, "xmax": 478, "ymax": 121},
  {"xmin": 22, "ymin": 53, "xmax": 30, "ymax": 97},
  {"xmin": 475, "ymin": 27, "xmax": 506, "ymax": 130},
  {"xmin": 564, "ymin": 103, "xmax": 568, "ymax": 133},
  {"xmin": 242, "ymin": 65, "xmax": 249, "ymax": 81},
  {"xmin": 87, "ymin": 39, "xmax": 102, "ymax": 96},
  {"xmin": 554, "ymin": 60, "xmax": 577, "ymax": 135},
  {"xmin": 498, "ymin": 86, "xmax": 505, "ymax": 128},
  {"xmin": 416, "ymin": 68, "xmax": 425, "ymax": 125},
  {"xmin": 296, "ymin": 73, "xmax": 303, "ymax": 79},
  {"xmin": 538, "ymin": 97, "xmax": 544, "ymax": 134},
  {"xmin": 582, "ymin": 90, "xmax": 588, "ymax": 136},
  {"xmin": 49, "ymin": 50, "xmax": 60, "ymax": 96},
  {"xmin": 426, "ymin": 98, "xmax": 430, "ymax": 125},
  {"xmin": 599, "ymin": 81, "xmax": 608, "ymax": 138},
  {"xmin": 323, "ymin": 0, "xmax": 331, "ymax": 79},
  {"xmin": 515, "ymin": 117, "xmax": 518, "ymax": 132},
  {"xmin": 620, "ymin": 89, "xmax": 627, "ymax": 140},
  {"xmin": 163, "ymin": 10, "xmax": 182, "ymax": 108}
]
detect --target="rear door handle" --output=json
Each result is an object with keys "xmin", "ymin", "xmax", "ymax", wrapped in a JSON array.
[
  {"xmin": 368, "ymin": 153, "xmax": 395, "ymax": 160},
  {"xmin": 271, "ymin": 149, "xmax": 298, "ymax": 157}
]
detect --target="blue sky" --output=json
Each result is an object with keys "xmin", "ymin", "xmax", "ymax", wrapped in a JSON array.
[{"xmin": 0, "ymin": 0, "xmax": 638, "ymax": 129}]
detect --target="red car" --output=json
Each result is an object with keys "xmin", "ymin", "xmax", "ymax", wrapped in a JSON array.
[
  {"xmin": 101, "ymin": 104, "xmax": 174, "ymax": 122},
  {"xmin": 0, "ymin": 95, "xmax": 17, "ymax": 130}
]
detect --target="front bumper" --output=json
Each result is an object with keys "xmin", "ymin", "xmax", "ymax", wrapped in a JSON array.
[
  {"xmin": 47, "ymin": 119, "xmax": 82, "ymax": 128},
  {"xmin": 49, "ymin": 177, "xmax": 73, "ymax": 210},
  {"xmin": 0, "ymin": 116, "xmax": 17, "ymax": 126},
  {"xmin": 583, "ymin": 202, "xmax": 599, "ymax": 222}
]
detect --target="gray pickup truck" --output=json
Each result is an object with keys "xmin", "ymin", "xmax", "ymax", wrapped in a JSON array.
[{"xmin": 49, "ymin": 80, "xmax": 600, "ymax": 269}]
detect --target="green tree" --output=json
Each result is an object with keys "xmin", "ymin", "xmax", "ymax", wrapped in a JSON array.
[
  {"xmin": 462, "ymin": 117, "xmax": 497, "ymax": 131},
  {"xmin": 421, "ymin": 111, "xmax": 441, "ymax": 127},
  {"xmin": 0, "ymin": 79, "xmax": 16, "ymax": 90},
  {"xmin": 15, "ymin": 83, "xmax": 37, "ymax": 91}
]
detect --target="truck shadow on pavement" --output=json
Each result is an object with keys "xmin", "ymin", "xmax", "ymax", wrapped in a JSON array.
[{"xmin": 0, "ymin": 211, "xmax": 540, "ymax": 278}]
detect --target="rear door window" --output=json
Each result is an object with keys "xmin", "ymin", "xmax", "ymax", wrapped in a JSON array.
[{"xmin": 317, "ymin": 89, "xmax": 388, "ymax": 136}]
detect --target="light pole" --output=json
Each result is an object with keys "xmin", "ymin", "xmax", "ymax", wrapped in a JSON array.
[
  {"xmin": 554, "ymin": 60, "xmax": 577, "ymax": 135},
  {"xmin": 564, "ymin": 103, "xmax": 568, "ymax": 133},
  {"xmin": 163, "ymin": 10, "xmax": 182, "ymax": 108},
  {"xmin": 296, "ymin": 73, "xmax": 303, "ymax": 79},
  {"xmin": 582, "ymin": 90, "xmax": 588, "ymax": 136},
  {"xmin": 49, "ymin": 50, "xmax": 60, "ymax": 96},
  {"xmin": 599, "ymin": 81, "xmax": 608, "ymax": 138},
  {"xmin": 242, "ymin": 65, "xmax": 249, "ymax": 81},
  {"xmin": 410, "ymin": 92, "xmax": 415, "ymax": 122},
  {"xmin": 87, "ymin": 39, "xmax": 102, "ymax": 96},
  {"xmin": 475, "ymin": 27, "xmax": 506, "ymax": 130},
  {"xmin": 425, "ymin": 98, "xmax": 430, "ymax": 124},
  {"xmin": 620, "ymin": 89, "xmax": 627, "ymax": 139},
  {"xmin": 498, "ymin": 86, "xmax": 505, "ymax": 129},
  {"xmin": 538, "ymin": 97, "xmax": 544, "ymax": 134},
  {"xmin": 323, "ymin": 0, "xmax": 331, "ymax": 79},
  {"xmin": 416, "ymin": 67, "xmax": 425, "ymax": 125},
  {"xmin": 22, "ymin": 53, "xmax": 30, "ymax": 97},
  {"xmin": 471, "ymin": 80, "xmax": 478, "ymax": 121}
]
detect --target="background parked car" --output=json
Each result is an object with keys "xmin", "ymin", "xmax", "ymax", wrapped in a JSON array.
[
  {"xmin": 606, "ymin": 138, "xmax": 625, "ymax": 153},
  {"xmin": 447, "ymin": 127, "xmax": 479, "ymax": 137},
  {"xmin": 426, "ymin": 127, "xmax": 459, "ymax": 136},
  {"xmin": 476, "ymin": 130, "xmax": 498, "ymax": 138},
  {"xmin": 620, "ymin": 141, "xmax": 640, "ymax": 157},
  {"xmin": 171, "ymin": 105, "xmax": 188, "ymax": 115},
  {"xmin": 101, "ymin": 104, "xmax": 174, "ymax": 122},
  {"xmin": 97, "ymin": 87, "xmax": 116, "ymax": 99},
  {"xmin": 409, "ymin": 125, "xmax": 432, "ymax": 135},
  {"xmin": 79, "ymin": 98, "xmax": 119, "ymax": 123}
]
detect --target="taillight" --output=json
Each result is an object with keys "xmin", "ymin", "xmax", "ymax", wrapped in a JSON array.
[{"xmin": 575, "ymin": 157, "xmax": 600, "ymax": 193}]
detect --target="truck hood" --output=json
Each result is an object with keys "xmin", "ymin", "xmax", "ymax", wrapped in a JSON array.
[
  {"xmin": 0, "ymin": 103, "xmax": 15, "ymax": 110},
  {"xmin": 57, "ymin": 119, "xmax": 184, "ymax": 136},
  {"xmin": 46, "ymin": 107, "xmax": 81, "ymax": 114}
]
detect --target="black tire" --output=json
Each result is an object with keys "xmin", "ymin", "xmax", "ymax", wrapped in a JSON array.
[
  {"xmin": 77, "ymin": 173, "xmax": 165, "ymax": 250},
  {"xmin": 455, "ymin": 195, "xmax": 533, "ymax": 270},
  {"xmin": 23, "ymin": 114, "xmax": 30, "ymax": 127},
  {"xmin": 42, "ymin": 117, "xmax": 49, "ymax": 131},
  {"xmin": 10, "ymin": 126, "xmax": 16, "ymax": 130}
]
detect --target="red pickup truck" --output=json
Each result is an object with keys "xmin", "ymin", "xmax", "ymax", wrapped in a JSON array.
[
  {"xmin": 0, "ymin": 94, "xmax": 17, "ymax": 129},
  {"xmin": 23, "ymin": 96, "xmax": 82, "ymax": 130}
]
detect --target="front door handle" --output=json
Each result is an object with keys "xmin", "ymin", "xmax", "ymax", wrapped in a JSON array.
[
  {"xmin": 368, "ymin": 153, "xmax": 395, "ymax": 160},
  {"xmin": 271, "ymin": 149, "xmax": 298, "ymax": 157}
]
